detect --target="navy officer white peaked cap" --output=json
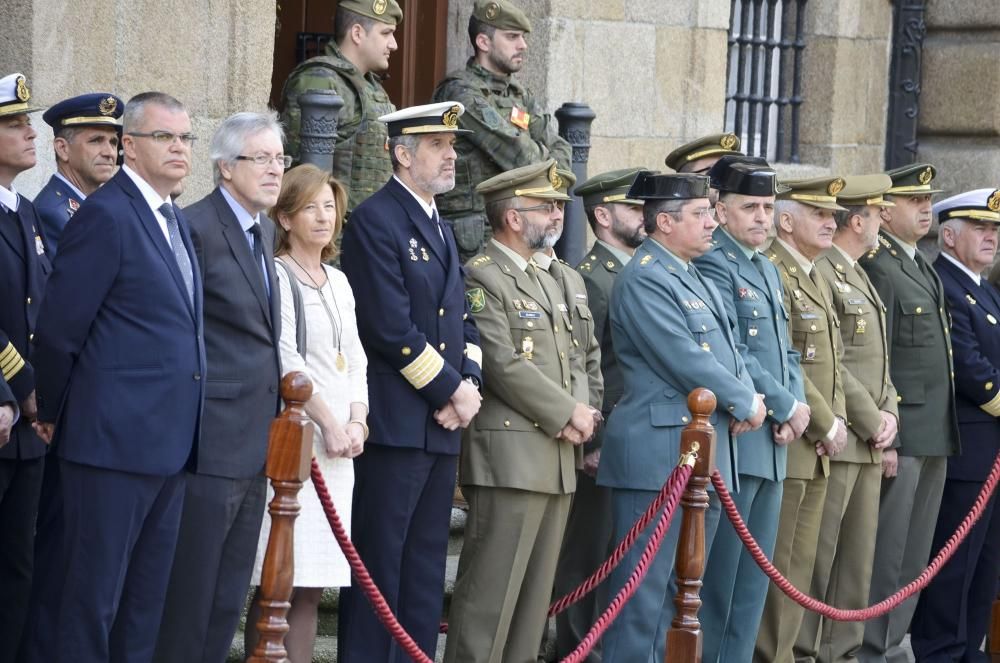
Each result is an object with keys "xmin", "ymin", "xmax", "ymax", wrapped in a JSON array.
[
  {"xmin": 379, "ymin": 101, "xmax": 473, "ymax": 137},
  {"xmin": 933, "ymin": 188, "xmax": 1000, "ymax": 224}
]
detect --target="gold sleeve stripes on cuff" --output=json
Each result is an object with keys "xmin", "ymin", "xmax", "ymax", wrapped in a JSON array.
[
  {"xmin": 400, "ymin": 343, "xmax": 445, "ymax": 390},
  {"xmin": 981, "ymin": 390, "xmax": 1000, "ymax": 417},
  {"xmin": 465, "ymin": 343, "xmax": 483, "ymax": 370},
  {"xmin": 1, "ymin": 342, "xmax": 25, "ymax": 381}
]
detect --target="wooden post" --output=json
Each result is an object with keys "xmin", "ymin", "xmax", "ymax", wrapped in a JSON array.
[
  {"xmin": 990, "ymin": 588, "xmax": 1000, "ymax": 662},
  {"xmin": 665, "ymin": 388, "xmax": 717, "ymax": 663},
  {"xmin": 247, "ymin": 372, "xmax": 314, "ymax": 663}
]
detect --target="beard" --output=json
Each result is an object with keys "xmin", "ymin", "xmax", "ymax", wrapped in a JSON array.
[
  {"xmin": 524, "ymin": 220, "xmax": 559, "ymax": 251},
  {"xmin": 411, "ymin": 167, "xmax": 455, "ymax": 196},
  {"xmin": 488, "ymin": 49, "xmax": 524, "ymax": 75},
  {"xmin": 611, "ymin": 213, "xmax": 645, "ymax": 249}
]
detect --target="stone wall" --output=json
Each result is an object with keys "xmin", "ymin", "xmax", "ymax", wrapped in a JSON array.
[
  {"xmin": 4, "ymin": 0, "xmax": 277, "ymax": 202},
  {"xmin": 918, "ymin": 0, "xmax": 1000, "ymax": 194}
]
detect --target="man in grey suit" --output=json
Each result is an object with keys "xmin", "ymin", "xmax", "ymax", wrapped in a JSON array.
[
  {"xmin": 695, "ymin": 158, "xmax": 809, "ymax": 663},
  {"xmin": 597, "ymin": 172, "xmax": 766, "ymax": 663},
  {"xmin": 153, "ymin": 112, "xmax": 284, "ymax": 663}
]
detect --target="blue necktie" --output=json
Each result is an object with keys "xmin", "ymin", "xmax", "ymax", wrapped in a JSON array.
[{"xmin": 158, "ymin": 203, "xmax": 194, "ymax": 306}]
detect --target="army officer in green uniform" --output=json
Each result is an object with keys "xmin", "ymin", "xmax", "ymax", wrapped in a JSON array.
[
  {"xmin": 799, "ymin": 175, "xmax": 900, "ymax": 662},
  {"xmin": 858, "ymin": 164, "xmax": 959, "ymax": 663},
  {"xmin": 432, "ymin": 0, "xmax": 571, "ymax": 263},
  {"xmin": 444, "ymin": 160, "xmax": 596, "ymax": 663},
  {"xmin": 280, "ymin": 0, "xmax": 400, "ymax": 214},
  {"xmin": 598, "ymin": 172, "xmax": 766, "ymax": 663},
  {"xmin": 757, "ymin": 177, "xmax": 849, "ymax": 663},
  {"xmin": 694, "ymin": 157, "xmax": 809, "ymax": 663}
]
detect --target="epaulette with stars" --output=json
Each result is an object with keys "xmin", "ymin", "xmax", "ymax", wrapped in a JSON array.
[
  {"xmin": 467, "ymin": 255, "xmax": 493, "ymax": 269},
  {"xmin": 578, "ymin": 261, "xmax": 593, "ymax": 272}
]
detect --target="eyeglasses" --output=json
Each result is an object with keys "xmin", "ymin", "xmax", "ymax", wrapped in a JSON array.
[
  {"xmin": 689, "ymin": 207, "xmax": 717, "ymax": 220},
  {"xmin": 514, "ymin": 201, "xmax": 559, "ymax": 214},
  {"xmin": 236, "ymin": 154, "xmax": 293, "ymax": 168},
  {"xmin": 128, "ymin": 131, "xmax": 198, "ymax": 146}
]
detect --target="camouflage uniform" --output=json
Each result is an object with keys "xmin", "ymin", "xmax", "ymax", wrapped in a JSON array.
[
  {"xmin": 280, "ymin": 41, "xmax": 395, "ymax": 214},
  {"xmin": 432, "ymin": 59, "xmax": 572, "ymax": 262}
]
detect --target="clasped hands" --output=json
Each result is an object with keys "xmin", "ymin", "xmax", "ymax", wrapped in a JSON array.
[
  {"xmin": 557, "ymin": 403, "xmax": 602, "ymax": 446},
  {"xmin": 434, "ymin": 380, "xmax": 483, "ymax": 432}
]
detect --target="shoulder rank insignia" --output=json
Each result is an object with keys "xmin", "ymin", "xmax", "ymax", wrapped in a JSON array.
[
  {"xmin": 469, "ymin": 255, "xmax": 492, "ymax": 268},
  {"xmin": 466, "ymin": 288, "xmax": 486, "ymax": 313},
  {"xmin": 640, "ymin": 254, "xmax": 652, "ymax": 266},
  {"xmin": 579, "ymin": 262, "xmax": 593, "ymax": 272},
  {"xmin": 768, "ymin": 252, "xmax": 778, "ymax": 263},
  {"xmin": 878, "ymin": 235, "xmax": 892, "ymax": 250},
  {"xmin": 967, "ymin": 294, "xmax": 977, "ymax": 305}
]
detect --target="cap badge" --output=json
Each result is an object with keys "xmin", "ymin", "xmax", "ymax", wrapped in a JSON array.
[
  {"xmin": 15, "ymin": 76, "xmax": 30, "ymax": 102},
  {"xmin": 918, "ymin": 167, "xmax": 933, "ymax": 185},
  {"xmin": 485, "ymin": 2, "xmax": 500, "ymax": 19},
  {"xmin": 987, "ymin": 190, "xmax": 1000, "ymax": 213},
  {"xmin": 99, "ymin": 96, "xmax": 117, "ymax": 116},
  {"xmin": 443, "ymin": 105, "xmax": 460, "ymax": 129},
  {"xmin": 372, "ymin": 0, "xmax": 387, "ymax": 15},
  {"xmin": 549, "ymin": 165, "xmax": 562, "ymax": 190},
  {"xmin": 827, "ymin": 178, "xmax": 846, "ymax": 196},
  {"xmin": 719, "ymin": 133, "xmax": 738, "ymax": 150}
]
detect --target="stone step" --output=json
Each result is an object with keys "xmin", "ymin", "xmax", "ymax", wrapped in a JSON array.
[{"xmin": 228, "ymin": 634, "xmax": 450, "ymax": 662}]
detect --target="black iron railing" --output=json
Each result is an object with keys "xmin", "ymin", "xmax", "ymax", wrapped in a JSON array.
[{"xmin": 725, "ymin": 0, "xmax": 808, "ymax": 163}]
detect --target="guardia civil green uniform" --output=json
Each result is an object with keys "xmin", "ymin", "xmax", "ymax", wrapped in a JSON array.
[
  {"xmin": 858, "ymin": 163, "xmax": 959, "ymax": 663},
  {"xmin": 431, "ymin": 1, "xmax": 571, "ymax": 262},
  {"xmin": 444, "ymin": 161, "xmax": 582, "ymax": 663},
  {"xmin": 279, "ymin": 0, "xmax": 400, "ymax": 214},
  {"xmin": 797, "ymin": 176, "xmax": 899, "ymax": 663},
  {"xmin": 553, "ymin": 168, "xmax": 644, "ymax": 662},
  {"xmin": 757, "ymin": 177, "xmax": 847, "ymax": 663}
]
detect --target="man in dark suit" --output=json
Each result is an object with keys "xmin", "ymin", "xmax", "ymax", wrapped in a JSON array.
[
  {"xmin": 911, "ymin": 188, "xmax": 1000, "ymax": 662},
  {"xmin": 34, "ymin": 93, "xmax": 123, "ymax": 255},
  {"xmin": 339, "ymin": 102, "xmax": 483, "ymax": 663},
  {"xmin": 859, "ymin": 164, "xmax": 960, "ymax": 663},
  {"xmin": 0, "ymin": 71, "xmax": 50, "ymax": 663},
  {"xmin": 153, "ymin": 112, "xmax": 284, "ymax": 663},
  {"xmin": 32, "ymin": 91, "xmax": 205, "ymax": 663}
]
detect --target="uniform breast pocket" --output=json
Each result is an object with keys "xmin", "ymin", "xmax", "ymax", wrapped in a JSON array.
[
  {"xmin": 790, "ymin": 312, "xmax": 828, "ymax": 360},
  {"xmin": 841, "ymin": 300, "xmax": 875, "ymax": 346},
  {"xmin": 896, "ymin": 300, "xmax": 934, "ymax": 347},
  {"xmin": 508, "ymin": 311, "xmax": 548, "ymax": 364},
  {"xmin": 684, "ymin": 313, "xmax": 719, "ymax": 351},
  {"xmin": 736, "ymin": 301, "xmax": 767, "ymax": 349}
]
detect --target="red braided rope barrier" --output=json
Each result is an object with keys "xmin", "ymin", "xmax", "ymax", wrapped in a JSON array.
[
  {"xmin": 548, "ymin": 458, "xmax": 695, "ymax": 617},
  {"xmin": 559, "ymin": 463, "xmax": 693, "ymax": 663},
  {"xmin": 310, "ymin": 456, "xmax": 694, "ymax": 662},
  {"xmin": 712, "ymin": 447, "xmax": 1000, "ymax": 621}
]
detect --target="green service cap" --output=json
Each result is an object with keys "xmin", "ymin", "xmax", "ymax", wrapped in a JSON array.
[
  {"xmin": 777, "ymin": 176, "xmax": 848, "ymax": 211},
  {"xmin": 476, "ymin": 159, "xmax": 571, "ymax": 203},
  {"xmin": 664, "ymin": 133, "xmax": 742, "ymax": 172},
  {"xmin": 338, "ymin": 0, "xmax": 403, "ymax": 25},
  {"xmin": 837, "ymin": 174, "xmax": 896, "ymax": 208},
  {"xmin": 884, "ymin": 163, "xmax": 945, "ymax": 196},
  {"xmin": 575, "ymin": 168, "xmax": 646, "ymax": 207},
  {"xmin": 555, "ymin": 168, "xmax": 576, "ymax": 197},
  {"xmin": 473, "ymin": 0, "xmax": 532, "ymax": 32}
]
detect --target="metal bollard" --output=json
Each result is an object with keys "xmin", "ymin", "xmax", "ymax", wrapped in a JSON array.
[
  {"xmin": 298, "ymin": 89, "xmax": 344, "ymax": 172},
  {"xmin": 555, "ymin": 102, "xmax": 596, "ymax": 267}
]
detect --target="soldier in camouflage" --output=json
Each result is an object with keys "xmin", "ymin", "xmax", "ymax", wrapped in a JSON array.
[
  {"xmin": 432, "ymin": 0, "xmax": 571, "ymax": 263},
  {"xmin": 280, "ymin": 0, "xmax": 401, "ymax": 215}
]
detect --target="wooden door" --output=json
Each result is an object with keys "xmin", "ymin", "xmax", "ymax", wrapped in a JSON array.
[{"xmin": 270, "ymin": 0, "xmax": 450, "ymax": 111}]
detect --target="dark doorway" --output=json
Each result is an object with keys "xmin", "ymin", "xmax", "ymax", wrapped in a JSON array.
[{"xmin": 270, "ymin": 0, "xmax": 451, "ymax": 112}]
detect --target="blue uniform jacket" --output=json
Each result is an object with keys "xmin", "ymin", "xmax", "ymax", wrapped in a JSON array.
[
  {"xmin": 33, "ymin": 175, "xmax": 81, "ymax": 256},
  {"xmin": 0, "ymin": 197, "xmax": 51, "ymax": 459},
  {"xmin": 33, "ymin": 170, "xmax": 205, "ymax": 476},
  {"xmin": 934, "ymin": 254, "xmax": 1000, "ymax": 482},
  {"xmin": 598, "ymin": 237, "xmax": 757, "ymax": 492},
  {"xmin": 696, "ymin": 229, "xmax": 803, "ymax": 482},
  {"xmin": 340, "ymin": 176, "xmax": 482, "ymax": 455}
]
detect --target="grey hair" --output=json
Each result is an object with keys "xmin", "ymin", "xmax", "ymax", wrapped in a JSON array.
[
  {"xmin": 122, "ymin": 91, "xmax": 185, "ymax": 134},
  {"xmin": 209, "ymin": 111, "xmax": 285, "ymax": 185},
  {"xmin": 833, "ymin": 203, "xmax": 870, "ymax": 231},
  {"xmin": 485, "ymin": 197, "xmax": 519, "ymax": 231},
  {"xmin": 642, "ymin": 199, "xmax": 688, "ymax": 234},
  {"xmin": 389, "ymin": 134, "xmax": 421, "ymax": 171},
  {"xmin": 938, "ymin": 218, "xmax": 964, "ymax": 248}
]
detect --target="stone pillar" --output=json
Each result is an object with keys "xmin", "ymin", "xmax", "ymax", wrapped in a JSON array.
[
  {"xmin": 298, "ymin": 90, "xmax": 344, "ymax": 172},
  {"xmin": 917, "ymin": 0, "xmax": 1000, "ymax": 193},
  {"xmin": 555, "ymin": 102, "xmax": 595, "ymax": 266}
]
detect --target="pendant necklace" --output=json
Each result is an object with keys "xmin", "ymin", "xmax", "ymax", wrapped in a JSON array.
[{"xmin": 286, "ymin": 253, "xmax": 347, "ymax": 373}]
